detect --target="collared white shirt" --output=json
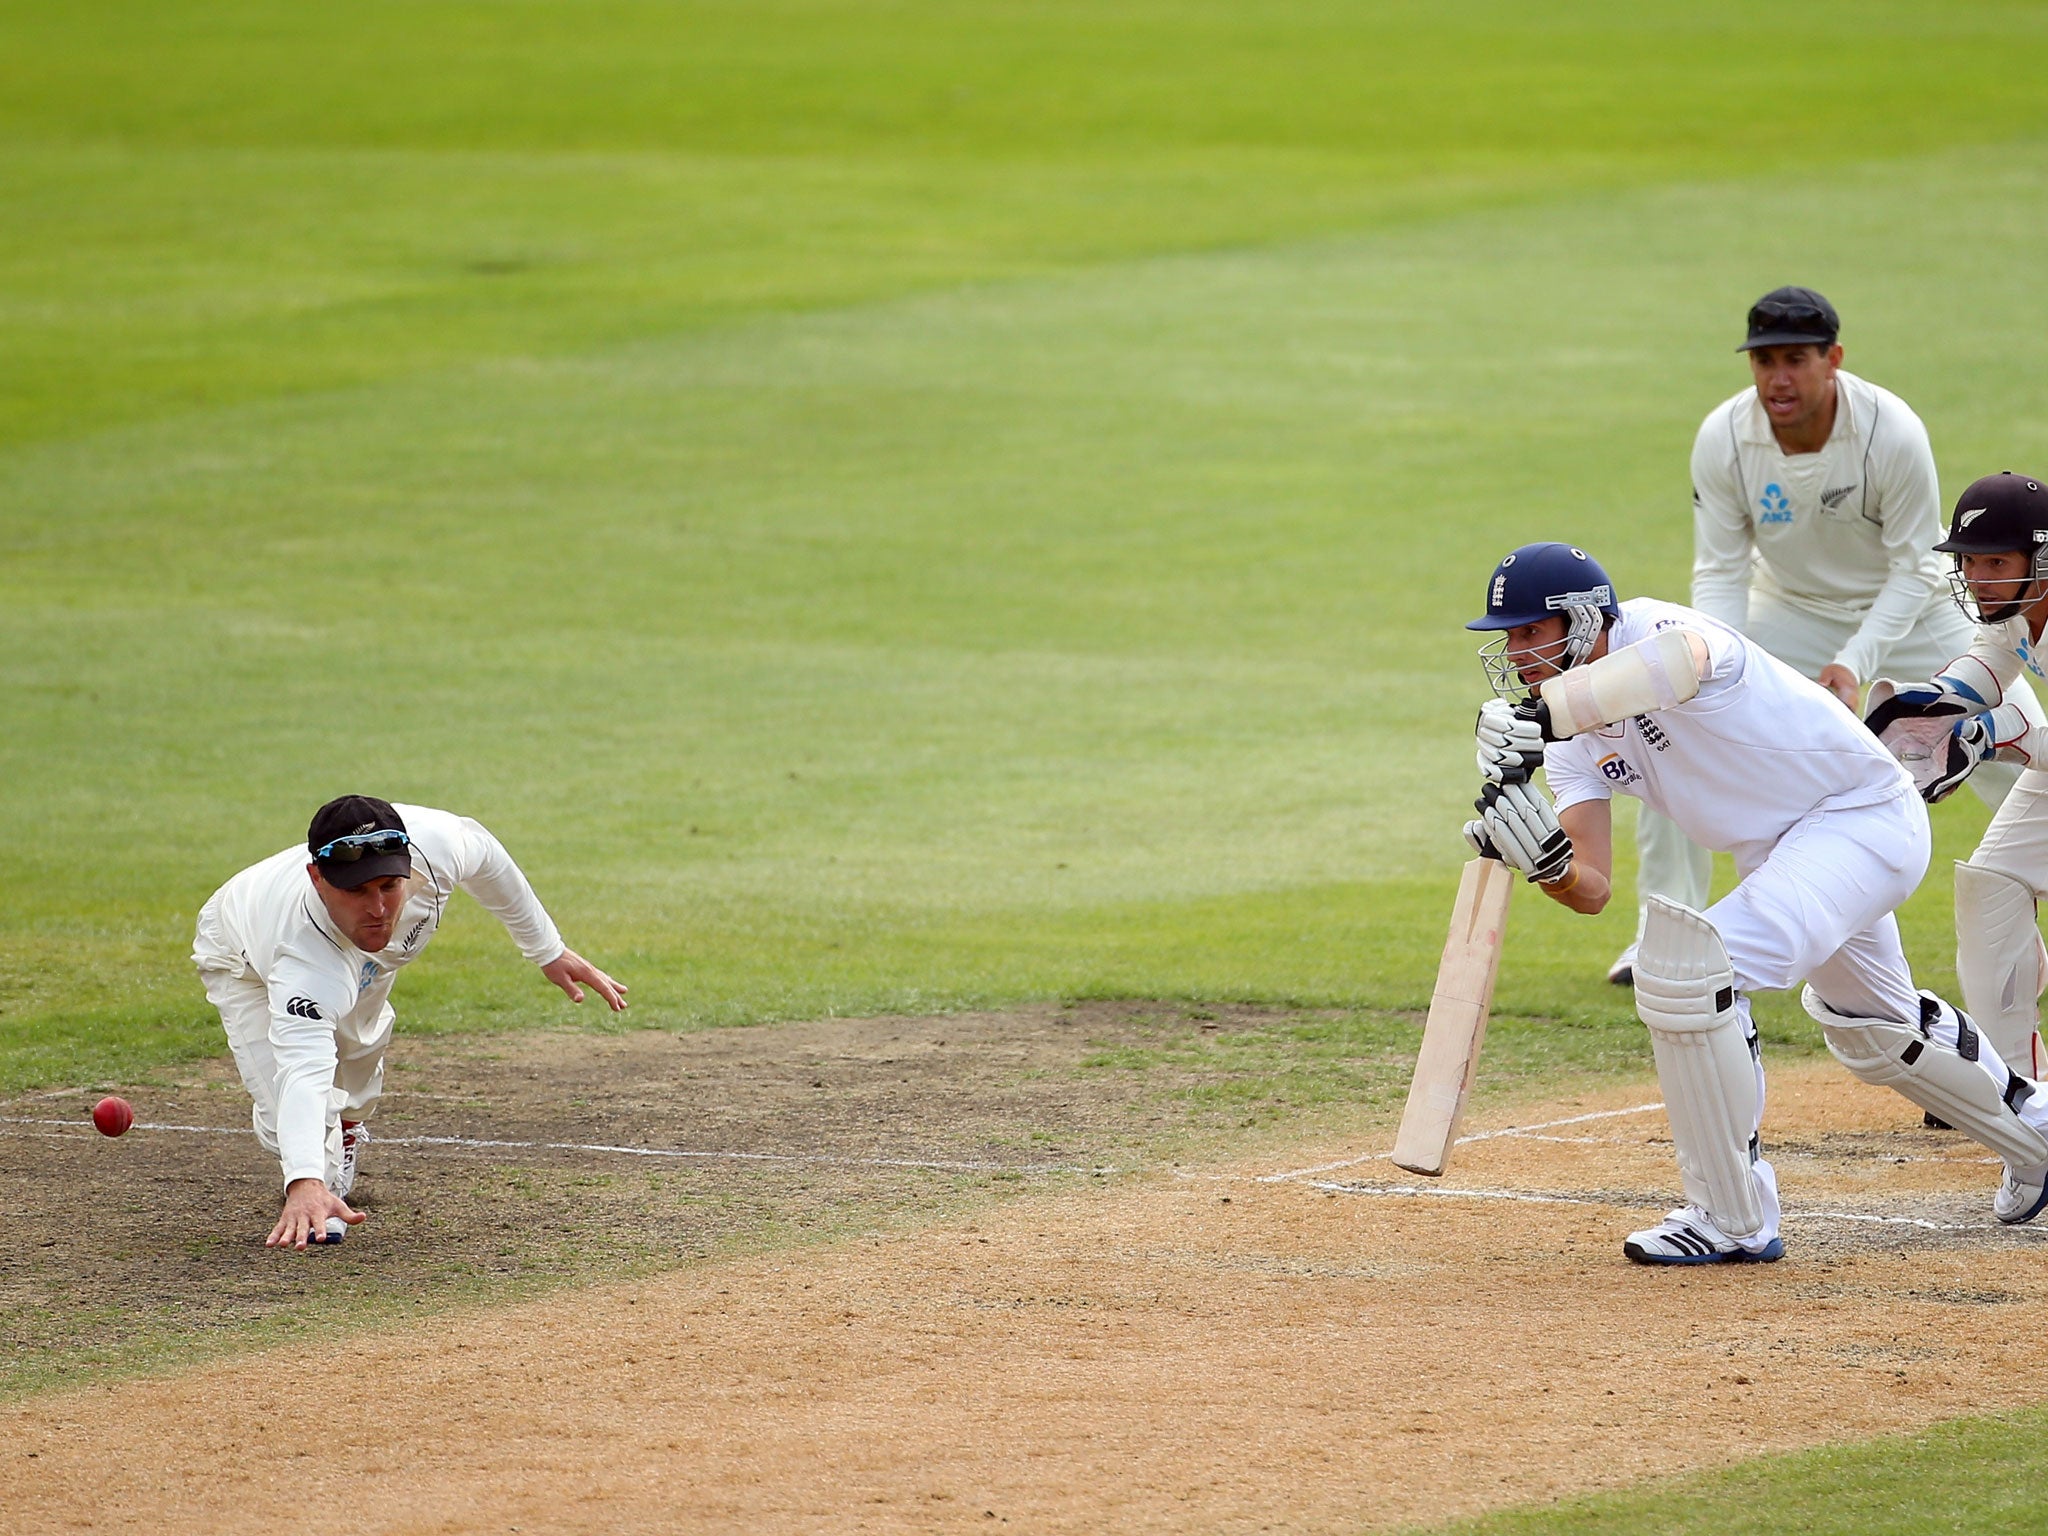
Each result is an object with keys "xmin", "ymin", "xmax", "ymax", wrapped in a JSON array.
[
  {"xmin": 1545, "ymin": 599, "xmax": 1912, "ymax": 871},
  {"xmin": 193, "ymin": 805, "xmax": 564, "ymax": 1184},
  {"xmin": 1691, "ymin": 369, "xmax": 1946, "ymax": 683}
]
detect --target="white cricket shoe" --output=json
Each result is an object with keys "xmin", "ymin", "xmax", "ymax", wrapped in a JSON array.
[
  {"xmin": 1623, "ymin": 1207, "xmax": 1784, "ymax": 1266},
  {"xmin": 1606, "ymin": 944, "xmax": 1637, "ymax": 987},
  {"xmin": 334, "ymin": 1120, "xmax": 369, "ymax": 1201},
  {"xmin": 1994, "ymin": 1165, "xmax": 2048, "ymax": 1225}
]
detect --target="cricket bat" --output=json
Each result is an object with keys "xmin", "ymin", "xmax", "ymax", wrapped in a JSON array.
[{"xmin": 1390, "ymin": 855, "xmax": 1515, "ymax": 1176}]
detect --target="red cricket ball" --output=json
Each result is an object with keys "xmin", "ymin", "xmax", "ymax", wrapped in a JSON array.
[{"xmin": 92, "ymin": 1096, "xmax": 134, "ymax": 1137}]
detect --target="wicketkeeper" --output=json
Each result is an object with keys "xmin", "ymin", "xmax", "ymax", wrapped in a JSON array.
[
  {"xmin": 193, "ymin": 795, "xmax": 627, "ymax": 1250},
  {"xmin": 1466, "ymin": 541, "xmax": 2048, "ymax": 1265},
  {"xmin": 1863, "ymin": 472, "xmax": 2048, "ymax": 1085}
]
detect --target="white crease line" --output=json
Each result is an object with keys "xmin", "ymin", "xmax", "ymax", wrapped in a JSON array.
[
  {"xmin": 0, "ymin": 1118, "xmax": 249, "ymax": 1137},
  {"xmin": 1308, "ymin": 1179, "xmax": 2048, "ymax": 1237},
  {"xmin": 1257, "ymin": 1102, "xmax": 1667, "ymax": 1183},
  {"xmin": 0, "ymin": 1116, "xmax": 1111, "ymax": 1178},
  {"xmin": 1305, "ymin": 1180, "xmax": 1591, "ymax": 1207}
]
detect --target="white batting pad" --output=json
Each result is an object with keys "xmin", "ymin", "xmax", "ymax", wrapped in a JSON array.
[
  {"xmin": 1804, "ymin": 986, "xmax": 2048, "ymax": 1168},
  {"xmin": 1540, "ymin": 627, "xmax": 1703, "ymax": 738},
  {"xmin": 1631, "ymin": 897, "xmax": 1768, "ymax": 1239},
  {"xmin": 1956, "ymin": 860, "xmax": 2047, "ymax": 1078}
]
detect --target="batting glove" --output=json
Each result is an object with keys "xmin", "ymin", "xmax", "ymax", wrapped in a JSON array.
[
  {"xmin": 1475, "ymin": 699, "xmax": 1546, "ymax": 785},
  {"xmin": 1478, "ymin": 780, "xmax": 1573, "ymax": 885},
  {"xmin": 1462, "ymin": 817, "xmax": 1503, "ymax": 861}
]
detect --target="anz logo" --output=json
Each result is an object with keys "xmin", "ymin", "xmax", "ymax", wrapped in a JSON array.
[
  {"xmin": 1758, "ymin": 484, "xmax": 1793, "ymax": 524},
  {"xmin": 359, "ymin": 960, "xmax": 381, "ymax": 990},
  {"xmin": 1597, "ymin": 752, "xmax": 1642, "ymax": 787}
]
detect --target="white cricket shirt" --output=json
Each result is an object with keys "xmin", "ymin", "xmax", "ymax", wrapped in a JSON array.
[
  {"xmin": 192, "ymin": 804, "xmax": 565, "ymax": 1186},
  {"xmin": 1691, "ymin": 369, "xmax": 1946, "ymax": 684},
  {"xmin": 1545, "ymin": 599, "xmax": 1912, "ymax": 870}
]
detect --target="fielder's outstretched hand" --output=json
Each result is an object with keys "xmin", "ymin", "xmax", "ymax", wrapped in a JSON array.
[
  {"xmin": 542, "ymin": 949, "xmax": 629, "ymax": 1011},
  {"xmin": 267, "ymin": 1177, "xmax": 363, "ymax": 1252}
]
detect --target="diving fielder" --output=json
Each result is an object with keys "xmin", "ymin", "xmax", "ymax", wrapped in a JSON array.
[
  {"xmin": 1466, "ymin": 541, "xmax": 2048, "ymax": 1265},
  {"xmin": 1620, "ymin": 287, "xmax": 2043, "ymax": 985},
  {"xmin": 193, "ymin": 795, "xmax": 627, "ymax": 1250},
  {"xmin": 1866, "ymin": 472, "xmax": 2048, "ymax": 1085}
]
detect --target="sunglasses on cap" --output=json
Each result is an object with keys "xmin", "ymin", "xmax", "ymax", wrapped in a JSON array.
[
  {"xmin": 313, "ymin": 829, "xmax": 412, "ymax": 863},
  {"xmin": 1747, "ymin": 298, "xmax": 1834, "ymax": 334}
]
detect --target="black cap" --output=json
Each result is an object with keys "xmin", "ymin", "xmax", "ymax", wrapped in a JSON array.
[
  {"xmin": 307, "ymin": 795, "xmax": 411, "ymax": 889},
  {"xmin": 1738, "ymin": 286, "xmax": 1839, "ymax": 352},
  {"xmin": 1934, "ymin": 471, "xmax": 2048, "ymax": 555}
]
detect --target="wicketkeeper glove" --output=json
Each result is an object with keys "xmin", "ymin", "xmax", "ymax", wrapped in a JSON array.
[
  {"xmin": 1864, "ymin": 679, "xmax": 1997, "ymax": 804},
  {"xmin": 1475, "ymin": 698, "xmax": 1547, "ymax": 785},
  {"xmin": 1477, "ymin": 779, "xmax": 1573, "ymax": 885},
  {"xmin": 1924, "ymin": 712, "xmax": 1998, "ymax": 805}
]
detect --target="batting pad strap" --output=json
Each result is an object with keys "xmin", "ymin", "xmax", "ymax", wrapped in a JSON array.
[
  {"xmin": 1632, "ymin": 898, "xmax": 1767, "ymax": 1238},
  {"xmin": 1804, "ymin": 986, "xmax": 2048, "ymax": 1169},
  {"xmin": 1540, "ymin": 628, "xmax": 1704, "ymax": 739}
]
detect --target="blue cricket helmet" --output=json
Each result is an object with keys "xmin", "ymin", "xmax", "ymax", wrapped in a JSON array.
[
  {"xmin": 1467, "ymin": 543, "xmax": 1620, "ymax": 631},
  {"xmin": 1468, "ymin": 543, "xmax": 1621, "ymax": 699}
]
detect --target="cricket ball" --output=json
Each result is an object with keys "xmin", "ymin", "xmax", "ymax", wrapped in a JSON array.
[{"xmin": 92, "ymin": 1096, "xmax": 134, "ymax": 1137}]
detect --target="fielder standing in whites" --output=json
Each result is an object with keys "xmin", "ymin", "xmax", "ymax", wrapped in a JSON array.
[
  {"xmin": 193, "ymin": 796, "xmax": 627, "ymax": 1250},
  {"xmin": 1617, "ymin": 287, "xmax": 2043, "ymax": 985},
  {"xmin": 1866, "ymin": 472, "xmax": 2048, "ymax": 1085},
  {"xmin": 1465, "ymin": 541, "xmax": 2048, "ymax": 1264}
]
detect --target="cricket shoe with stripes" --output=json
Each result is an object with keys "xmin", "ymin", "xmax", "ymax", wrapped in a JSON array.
[
  {"xmin": 1994, "ymin": 1164, "xmax": 2048, "ymax": 1226},
  {"xmin": 1623, "ymin": 1208, "xmax": 1784, "ymax": 1266}
]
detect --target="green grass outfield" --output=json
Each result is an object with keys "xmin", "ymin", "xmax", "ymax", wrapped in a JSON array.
[{"xmin": 7, "ymin": 2, "xmax": 2048, "ymax": 1524}]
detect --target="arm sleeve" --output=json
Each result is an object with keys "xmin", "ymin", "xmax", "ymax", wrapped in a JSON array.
[
  {"xmin": 1832, "ymin": 406, "xmax": 1946, "ymax": 684},
  {"xmin": 1689, "ymin": 414, "xmax": 1754, "ymax": 630},
  {"xmin": 443, "ymin": 816, "xmax": 567, "ymax": 966},
  {"xmin": 265, "ymin": 953, "xmax": 352, "ymax": 1188},
  {"xmin": 1933, "ymin": 626, "xmax": 2027, "ymax": 707},
  {"xmin": 1542, "ymin": 743, "xmax": 1610, "ymax": 818}
]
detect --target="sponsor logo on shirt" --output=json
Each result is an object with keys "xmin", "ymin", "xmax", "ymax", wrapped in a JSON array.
[
  {"xmin": 1758, "ymin": 484, "xmax": 1793, "ymax": 524},
  {"xmin": 358, "ymin": 960, "xmax": 381, "ymax": 990},
  {"xmin": 2021, "ymin": 635, "xmax": 2046, "ymax": 684},
  {"xmin": 1597, "ymin": 752, "xmax": 1642, "ymax": 786},
  {"xmin": 285, "ymin": 996, "xmax": 322, "ymax": 1020},
  {"xmin": 1820, "ymin": 483, "xmax": 1858, "ymax": 510}
]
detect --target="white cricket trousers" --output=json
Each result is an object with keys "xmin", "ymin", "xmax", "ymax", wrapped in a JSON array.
[
  {"xmin": 1691, "ymin": 784, "xmax": 1932, "ymax": 1247},
  {"xmin": 1636, "ymin": 596, "xmax": 2044, "ymax": 916},
  {"xmin": 197, "ymin": 965, "xmax": 392, "ymax": 1188}
]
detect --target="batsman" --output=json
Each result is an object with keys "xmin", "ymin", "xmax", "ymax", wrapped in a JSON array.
[{"xmin": 1465, "ymin": 541, "xmax": 2048, "ymax": 1265}]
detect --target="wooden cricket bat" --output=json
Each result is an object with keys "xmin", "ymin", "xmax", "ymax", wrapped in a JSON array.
[{"xmin": 1390, "ymin": 855, "xmax": 1515, "ymax": 1176}]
